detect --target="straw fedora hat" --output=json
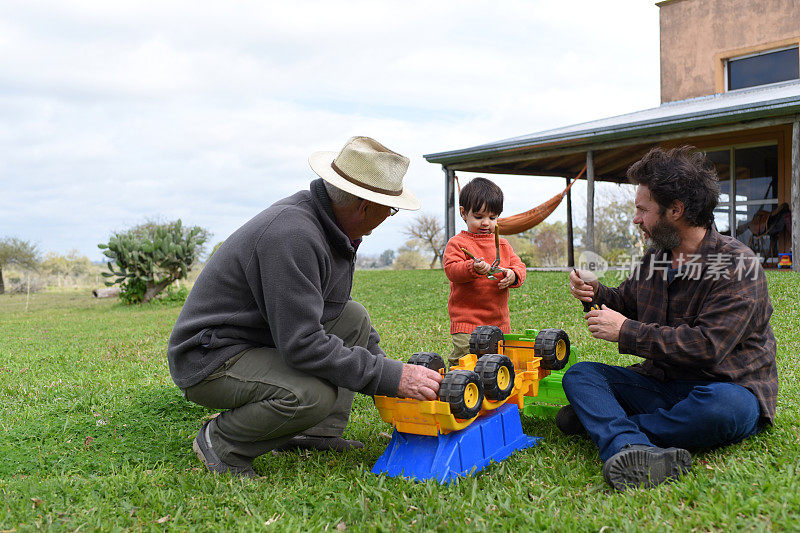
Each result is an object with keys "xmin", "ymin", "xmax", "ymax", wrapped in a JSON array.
[{"xmin": 309, "ymin": 136, "xmax": 421, "ymax": 210}]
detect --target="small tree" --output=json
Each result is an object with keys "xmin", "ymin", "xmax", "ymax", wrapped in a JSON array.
[
  {"xmin": 99, "ymin": 219, "xmax": 209, "ymax": 303},
  {"xmin": 508, "ymin": 221, "xmax": 568, "ymax": 267},
  {"xmin": 41, "ymin": 249, "xmax": 93, "ymax": 287},
  {"xmin": 0, "ymin": 237, "xmax": 40, "ymax": 294},
  {"xmin": 393, "ymin": 250, "xmax": 428, "ymax": 270},
  {"xmin": 378, "ymin": 249, "xmax": 396, "ymax": 268},
  {"xmin": 40, "ymin": 252, "xmax": 69, "ymax": 286},
  {"xmin": 577, "ymin": 187, "xmax": 640, "ymax": 263},
  {"xmin": 403, "ymin": 213, "xmax": 445, "ymax": 269},
  {"xmin": 532, "ymin": 221, "xmax": 569, "ymax": 266},
  {"xmin": 64, "ymin": 249, "xmax": 93, "ymax": 277}
]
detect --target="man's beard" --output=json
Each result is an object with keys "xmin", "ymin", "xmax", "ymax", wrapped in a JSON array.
[{"xmin": 645, "ymin": 217, "xmax": 682, "ymax": 249}]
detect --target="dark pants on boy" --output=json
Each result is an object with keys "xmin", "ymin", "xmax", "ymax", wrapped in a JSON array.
[{"xmin": 562, "ymin": 361, "xmax": 761, "ymax": 462}]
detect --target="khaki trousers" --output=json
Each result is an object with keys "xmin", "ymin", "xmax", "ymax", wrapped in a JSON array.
[
  {"xmin": 448, "ymin": 332, "xmax": 471, "ymax": 367},
  {"xmin": 183, "ymin": 300, "xmax": 371, "ymax": 467}
]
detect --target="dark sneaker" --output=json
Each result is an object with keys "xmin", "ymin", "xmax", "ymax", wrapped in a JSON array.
[
  {"xmin": 602, "ymin": 444, "xmax": 691, "ymax": 490},
  {"xmin": 555, "ymin": 405, "xmax": 587, "ymax": 436},
  {"xmin": 192, "ymin": 420, "xmax": 258, "ymax": 479},
  {"xmin": 272, "ymin": 435, "xmax": 365, "ymax": 453}
]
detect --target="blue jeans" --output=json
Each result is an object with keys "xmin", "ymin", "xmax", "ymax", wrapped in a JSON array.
[{"xmin": 562, "ymin": 362, "xmax": 761, "ymax": 462}]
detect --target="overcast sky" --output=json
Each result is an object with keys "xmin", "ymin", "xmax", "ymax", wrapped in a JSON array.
[{"xmin": 1, "ymin": 1, "xmax": 660, "ymax": 261}]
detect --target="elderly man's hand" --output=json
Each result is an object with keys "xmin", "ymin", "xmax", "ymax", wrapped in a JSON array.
[
  {"xmin": 585, "ymin": 304, "xmax": 627, "ymax": 342},
  {"xmin": 397, "ymin": 363, "xmax": 442, "ymax": 401}
]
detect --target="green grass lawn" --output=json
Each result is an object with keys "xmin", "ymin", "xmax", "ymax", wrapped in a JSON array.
[{"xmin": 1, "ymin": 271, "xmax": 799, "ymax": 531}]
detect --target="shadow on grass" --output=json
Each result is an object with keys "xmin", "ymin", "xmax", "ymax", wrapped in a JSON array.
[{"xmin": 0, "ymin": 385, "xmax": 210, "ymax": 477}]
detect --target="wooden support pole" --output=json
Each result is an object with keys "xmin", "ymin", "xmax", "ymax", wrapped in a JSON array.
[
  {"xmin": 586, "ymin": 150, "xmax": 595, "ymax": 254},
  {"xmin": 444, "ymin": 166, "xmax": 456, "ymax": 241},
  {"xmin": 792, "ymin": 120, "xmax": 800, "ymax": 271},
  {"xmin": 566, "ymin": 176, "xmax": 575, "ymax": 267}
]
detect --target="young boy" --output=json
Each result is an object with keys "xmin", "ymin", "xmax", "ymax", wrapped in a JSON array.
[{"xmin": 443, "ymin": 177, "xmax": 526, "ymax": 367}]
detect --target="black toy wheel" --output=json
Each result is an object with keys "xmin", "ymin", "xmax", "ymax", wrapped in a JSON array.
[
  {"xmin": 469, "ymin": 325, "xmax": 504, "ymax": 356},
  {"xmin": 473, "ymin": 354, "xmax": 515, "ymax": 401},
  {"xmin": 408, "ymin": 352, "xmax": 445, "ymax": 373},
  {"xmin": 534, "ymin": 329, "xmax": 570, "ymax": 371},
  {"xmin": 439, "ymin": 370, "xmax": 484, "ymax": 419}
]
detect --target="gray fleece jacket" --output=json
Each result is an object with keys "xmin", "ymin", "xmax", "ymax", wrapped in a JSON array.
[{"xmin": 167, "ymin": 179, "xmax": 404, "ymax": 396}]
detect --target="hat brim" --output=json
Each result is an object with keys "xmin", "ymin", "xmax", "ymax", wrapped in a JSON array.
[{"xmin": 309, "ymin": 151, "xmax": 421, "ymax": 211}]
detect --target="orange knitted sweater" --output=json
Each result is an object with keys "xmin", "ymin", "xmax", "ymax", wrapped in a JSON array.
[{"xmin": 443, "ymin": 231, "xmax": 526, "ymax": 334}]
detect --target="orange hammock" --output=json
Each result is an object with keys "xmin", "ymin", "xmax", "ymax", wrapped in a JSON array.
[{"xmin": 496, "ymin": 165, "xmax": 585, "ymax": 235}]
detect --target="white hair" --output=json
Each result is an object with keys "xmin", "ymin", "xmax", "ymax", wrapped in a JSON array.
[{"xmin": 323, "ymin": 181, "xmax": 361, "ymax": 208}]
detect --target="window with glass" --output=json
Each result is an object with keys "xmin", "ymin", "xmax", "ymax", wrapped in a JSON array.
[
  {"xmin": 706, "ymin": 149, "xmax": 731, "ymax": 235},
  {"xmin": 726, "ymin": 46, "xmax": 799, "ymax": 91},
  {"xmin": 705, "ymin": 143, "xmax": 780, "ymax": 261}
]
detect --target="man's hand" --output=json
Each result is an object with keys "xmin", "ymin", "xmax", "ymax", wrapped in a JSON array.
[
  {"xmin": 497, "ymin": 268, "xmax": 516, "ymax": 289},
  {"xmin": 473, "ymin": 258, "xmax": 490, "ymax": 275},
  {"xmin": 585, "ymin": 304, "xmax": 627, "ymax": 342},
  {"xmin": 569, "ymin": 269, "xmax": 597, "ymax": 303},
  {"xmin": 397, "ymin": 363, "xmax": 442, "ymax": 400}
]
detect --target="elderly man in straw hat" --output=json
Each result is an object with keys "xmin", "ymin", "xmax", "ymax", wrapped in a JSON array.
[{"xmin": 167, "ymin": 136, "xmax": 442, "ymax": 478}]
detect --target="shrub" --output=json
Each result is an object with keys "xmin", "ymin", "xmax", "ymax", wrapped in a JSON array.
[
  {"xmin": 98, "ymin": 220, "xmax": 208, "ymax": 303},
  {"xmin": 393, "ymin": 250, "xmax": 428, "ymax": 270}
]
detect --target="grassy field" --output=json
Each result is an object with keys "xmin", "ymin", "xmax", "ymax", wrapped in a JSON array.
[{"xmin": 1, "ymin": 270, "xmax": 799, "ymax": 531}]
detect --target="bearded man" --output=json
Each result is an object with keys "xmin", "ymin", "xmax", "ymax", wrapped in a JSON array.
[{"xmin": 559, "ymin": 146, "xmax": 778, "ymax": 491}]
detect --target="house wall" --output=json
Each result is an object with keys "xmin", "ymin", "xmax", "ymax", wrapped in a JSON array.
[{"xmin": 658, "ymin": 0, "xmax": 800, "ymax": 103}]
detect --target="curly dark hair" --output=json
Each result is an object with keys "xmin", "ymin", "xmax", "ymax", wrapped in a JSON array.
[
  {"xmin": 627, "ymin": 146, "xmax": 719, "ymax": 228},
  {"xmin": 459, "ymin": 177, "xmax": 503, "ymax": 215}
]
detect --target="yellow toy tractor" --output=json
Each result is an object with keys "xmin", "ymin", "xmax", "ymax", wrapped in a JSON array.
[{"xmin": 374, "ymin": 325, "xmax": 570, "ymax": 436}]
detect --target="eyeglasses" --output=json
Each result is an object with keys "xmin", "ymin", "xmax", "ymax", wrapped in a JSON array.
[{"xmin": 366, "ymin": 201, "xmax": 399, "ymax": 217}]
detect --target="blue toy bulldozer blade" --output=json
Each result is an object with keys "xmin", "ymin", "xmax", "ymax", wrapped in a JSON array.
[{"xmin": 371, "ymin": 403, "xmax": 539, "ymax": 484}]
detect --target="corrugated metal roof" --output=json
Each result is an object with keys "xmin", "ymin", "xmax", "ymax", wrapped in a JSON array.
[{"xmin": 424, "ymin": 81, "xmax": 800, "ymax": 165}]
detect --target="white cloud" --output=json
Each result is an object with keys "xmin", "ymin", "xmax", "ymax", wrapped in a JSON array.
[{"xmin": 0, "ymin": 0, "xmax": 660, "ymax": 260}]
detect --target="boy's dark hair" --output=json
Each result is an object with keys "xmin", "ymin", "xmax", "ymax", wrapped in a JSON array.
[
  {"xmin": 459, "ymin": 177, "xmax": 503, "ymax": 215},
  {"xmin": 627, "ymin": 146, "xmax": 719, "ymax": 228}
]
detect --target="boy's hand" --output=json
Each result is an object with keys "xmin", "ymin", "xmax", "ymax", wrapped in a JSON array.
[
  {"xmin": 473, "ymin": 258, "xmax": 490, "ymax": 275},
  {"xmin": 497, "ymin": 268, "xmax": 516, "ymax": 289}
]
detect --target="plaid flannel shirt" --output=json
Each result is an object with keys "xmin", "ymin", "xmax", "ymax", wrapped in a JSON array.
[{"xmin": 596, "ymin": 227, "xmax": 778, "ymax": 424}]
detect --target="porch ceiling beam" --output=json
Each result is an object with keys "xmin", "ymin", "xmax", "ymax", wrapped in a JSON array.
[{"xmin": 445, "ymin": 116, "xmax": 797, "ymax": 172}]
